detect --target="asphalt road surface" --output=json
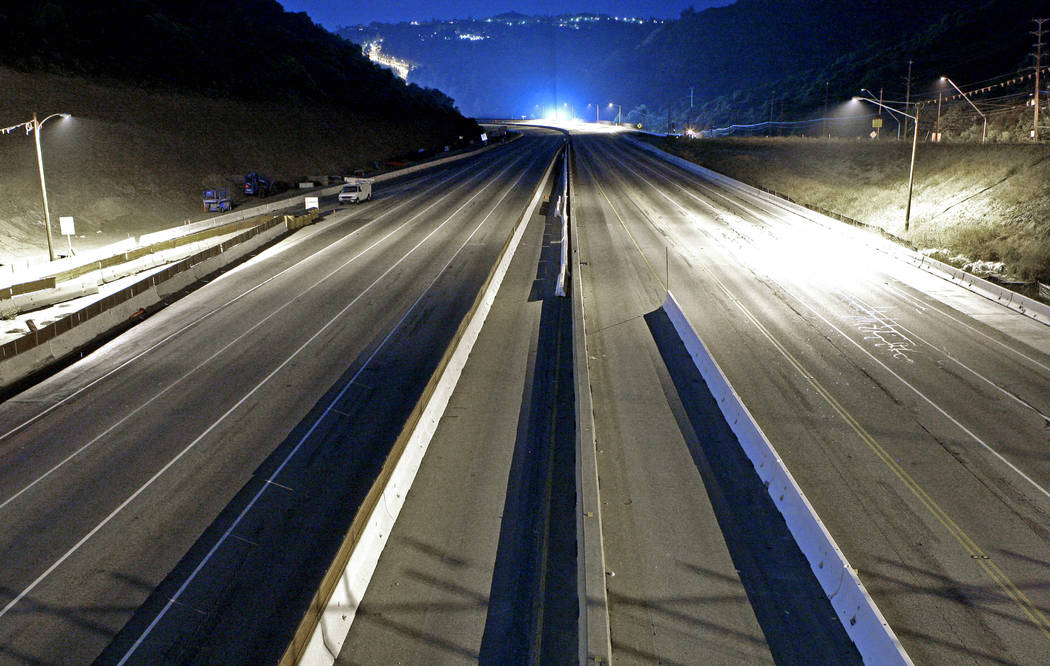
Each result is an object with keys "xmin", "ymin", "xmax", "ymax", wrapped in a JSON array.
[
  {"xmin": 2, "ymin": 126, "xmax": 1048, "ymax": 666},
  {"xmin": 0, "ymin": 131, "xmax": 561, "ymax": 664},
  {"xmin": 572, "ymin": 132, "xmax": 1050, "ymax": 665},
  {"xmin": 337, "ymin": 149, "xmax": 578, "ymax": 664}
]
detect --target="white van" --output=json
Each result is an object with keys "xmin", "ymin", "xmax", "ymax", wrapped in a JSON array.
[{"xmin": 339, "ymin": 178, "xmax": 373, "ymax": 203}]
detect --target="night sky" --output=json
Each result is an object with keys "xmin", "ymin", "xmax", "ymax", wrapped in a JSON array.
[{"xmin": 280, "ymin": 0, "xmax": 735, "ymax": 29}]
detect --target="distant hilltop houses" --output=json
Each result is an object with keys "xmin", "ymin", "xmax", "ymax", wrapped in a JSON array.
[{"xmin": 347, "ymin": 12, "xmax": 664, "ymax": 38}]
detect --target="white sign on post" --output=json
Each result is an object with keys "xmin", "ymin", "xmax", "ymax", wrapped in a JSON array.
[
  {"xmin": 304, "ymin": 197, "xmax": 319, "ymax": 210},
  {"xmin": 59, "ymin": 216, "xmax": 76, "ymax": 256}
]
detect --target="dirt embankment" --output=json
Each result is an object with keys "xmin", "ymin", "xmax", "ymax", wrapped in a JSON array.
[
  {"xmin": 0, "ymin": 67, "xmax": 467, "ymax": 266},
  {"xmin": 651, "ymin": 136, "xmax": 1050, "ymax": 283}
]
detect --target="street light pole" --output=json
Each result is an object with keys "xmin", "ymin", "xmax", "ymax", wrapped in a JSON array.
[
  {"xmin": 855, "ymin": 97, "xmax": 920, "ymax": 232},
  {"xmin": 33, "ymin": 113, "xmax": 57, "ymax": 261},
  {"xmin": 3, "ymin": 112, "xmax": 70, "ymax": 261},
  {"xmin": 942, "ymin": 76, "xmax": 987, "ymax": 143},
  {"xmin": 904, "ymin": 104, "xmax": 921, "ymax": 231}
]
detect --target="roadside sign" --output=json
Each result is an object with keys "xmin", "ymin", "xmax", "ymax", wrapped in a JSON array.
[
  {"xmin": 480, "ymin": 132, "xmax": 488, "ymax": 142},
  {"xmin": 872, "ymin": 118, "xmax": 883, "ymax": 128},
  {"xmin": 305, "ymin": 197, "xmax": 319, "ymax": 210},
  {"xmin": 59, "ymin": 216, "xmax": 75, "ymax": 236}
]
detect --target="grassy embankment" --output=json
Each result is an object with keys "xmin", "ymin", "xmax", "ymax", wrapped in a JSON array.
[
  {"xmin": 0, "ymin": 67, "xmax": 472, "ymax": 263},
  {"xmin": 649, "ymin": 135, "xmax": 1050, "ymax": 284}
]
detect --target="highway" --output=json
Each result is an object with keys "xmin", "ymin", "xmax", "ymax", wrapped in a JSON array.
[
  {"xmin": 570, "ymin": 132, "xmax": 1050, "ymax": 665},
  {"xmin": 1, "ymin": 125, "xmax": 1048, "ymax": 665},
  {"xmin": 0, "ymin": 131, "xmax": 561, "ymax": 664}
]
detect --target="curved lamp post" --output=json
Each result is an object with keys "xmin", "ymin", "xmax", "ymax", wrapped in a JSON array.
[
  {"xmin": 941, "ymin": 76, "xmax": 987, "ymax": 143},
  {"xmin": 2, "ymin": 112, "xmax": 72, "ymax": 261},
  {"xmin": 854, "ymin": 97, "xmax": 921, "ymax": 231},
  {"xmin": 861, "ymin": 89, "xmax": 905, "ymax": 139}
]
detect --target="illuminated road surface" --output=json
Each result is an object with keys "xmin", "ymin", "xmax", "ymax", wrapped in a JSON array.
[
  {"xmin": 0, "ymin": 132, "xmax": 560, "ymax": 664},
  {"xmin": 572, "ymin": 131, "xmax": 1050, "ymax": 665},
  {"xmin": 1, "ymin": 124, "xmax": 1048, "ymax": 665}
]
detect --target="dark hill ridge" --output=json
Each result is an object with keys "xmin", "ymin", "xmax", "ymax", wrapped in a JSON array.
[
  {"xmin": 0, "ymin": 2, "xmax": 481, "ymax": 262},
  {"xmin": 343, "ymin": 0, "xmax": 1047, "ymax": 133},
  {"xmin": 0, "ymin": 0, "xmax": 474, "ymax": 135}
]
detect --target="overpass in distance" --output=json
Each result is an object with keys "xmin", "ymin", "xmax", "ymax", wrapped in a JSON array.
[{"xmin": 0, "ymin": 125, "xmax": 1048, "ymax": 665}]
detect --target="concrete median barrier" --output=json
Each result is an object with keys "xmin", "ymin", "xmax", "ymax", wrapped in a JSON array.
[
  {"xmin": 661, "ymin": 290, "xmax": 911, "ymax": 666},
  {"xmin": 283, "ymin": 146, "xmax": 561, "ymax": 666}
]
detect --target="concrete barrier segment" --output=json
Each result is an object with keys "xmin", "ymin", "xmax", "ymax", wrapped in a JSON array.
[
  {"xmin": 0, "ymin": 220, "xmax": 288, "ymax": 391},
  {"xmin": 567, "ymin": 142, "xmax": 613, "ymax": 665},
  {"xmin": 661, "ymin": 290, "xmax": 911, "ymax": 665}
]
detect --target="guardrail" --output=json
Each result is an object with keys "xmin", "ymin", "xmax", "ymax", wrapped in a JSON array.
[
  {"xmin": 0, "ymin": 211, "xmax": 318, "ymax": 392},
  {"xmin": 282, "ymin": 144, "xmax": 562, "ymax": 666},
  {"xmin": 1, "ymin": 137, "xmax": 517, "ymax": 299},
  {"xmin": 662, "ymin": 291, "xmax": 911, "ymax": 665}
]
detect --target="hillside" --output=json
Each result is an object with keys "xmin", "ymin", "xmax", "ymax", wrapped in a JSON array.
[
  {"xmin": 0, "ymin": 1, "xmax": 480, "ymax": 265},
  {"xmin": 345, "ymin": 0, "xmax": 1048, "ymax": 134},
  {"xmin": 0, "ymin": 67, "xmax": 479, "ymax": 264},
  {"xmin": 646, "ymin": 135, "xmax": 1050, "ymax": 284},
  {"xmin": 341, "ymin": 14, "xmax": 662, "ymax": 119}
]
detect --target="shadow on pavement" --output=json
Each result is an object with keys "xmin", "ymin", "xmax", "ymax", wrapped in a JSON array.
[{"xmin": 645, "ymin": 306, "xmax": 863, "ymax": 665}]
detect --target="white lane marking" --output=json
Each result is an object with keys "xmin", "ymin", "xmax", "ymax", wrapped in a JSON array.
[
  {"xmin": 116, "ymin": 145, "xmax": 551, "ymax": 663},
  {"xmin": 0, "ymin": 149, "xmax": 514, "ymax": 443},
  {"xmin": 592, "ymin": 138, "xmax": 1050, "ymax": 504},
  {"xmin": 0, "ymin": 144, "xmax": 544, "ymax": 627},
  {"xmin": 0, "ymin": 153, "xmax": 523, "ymax": 513},
  {"xmin": 881, "ymin": 281, "xmax": 1050, "ymax": 374},
  {"xmin": 842, "ymin": 290, "xmax": 1050, "ymax": 421}
]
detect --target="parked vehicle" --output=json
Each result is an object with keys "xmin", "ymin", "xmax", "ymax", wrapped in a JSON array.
[
  {"xmin": 244, "ymin": 172, "xmax": 272, "ymax": 197},
  {"xmin": 202, "ymin": 188, "xmax": 231, "ymax": 212},
  {"xmin": 338, "ymin": 178, "xmax": 373, "ymax": 203}
]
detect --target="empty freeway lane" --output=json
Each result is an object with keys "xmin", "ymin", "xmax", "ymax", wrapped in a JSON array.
[{"xmin": 0, "ymin": 132, "xmax": 561, "ymax": 665}]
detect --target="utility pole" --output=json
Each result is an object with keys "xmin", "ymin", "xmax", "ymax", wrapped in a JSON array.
[
  {"xmin": 935, "ymin": 91, "xmax": 942, "ymax": 141},
  {"xmin": 904, "ymin": 59, "xmax": 913, "ymax": 138},
  {"xmin": 690, "ymin": 86, "xmax": 694, "ymax": 109},
  {"xmin": 877, "ymin": 87, "xmax": 884, "ymax": 138},
  {"xmin": 769, "ymin": 89, "xmax": 775, "ymax": 136},
  {"xmin": 1033, "ymin": 18, "xmax": 1047, "ymax": 141},
  {"xmin": 823, "ymin": 81, "xmax": 829, "ymax": 138}
]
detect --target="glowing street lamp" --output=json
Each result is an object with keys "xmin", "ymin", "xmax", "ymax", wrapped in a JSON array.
[
  {"xmin": 854, "ymin": 96, "xmax": 921, "ymax": 231},
  {"xmin": 608, "ymin": 102, "xmax": 621, "ymax": 125},
  {"xmin": 941, "ymin": 76, "xmax": 987, "ymax": 143},
  {"xmin": 861, "ymin": 89, "xmax": 905, "ymax": 139},
  {"xmin": 1, "ymin": 112, "xmax": 72, "ymax": 261}
]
